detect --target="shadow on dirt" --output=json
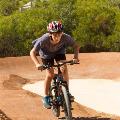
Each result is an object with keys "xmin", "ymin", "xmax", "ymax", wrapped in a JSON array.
[
  {"xmin": 59, "ymin": 117, "xmax": 111, "ymax": 120},
  {"xmin": 72, "ymin": 117, "xmax": 111, "ymax": 120},
  {"xmin": 0, "ymin": 109, "xmax": 12, "ymax": 120},
  {"xmin": 3, "ymin": 74, "xmax": 29, "ymax": 90}
]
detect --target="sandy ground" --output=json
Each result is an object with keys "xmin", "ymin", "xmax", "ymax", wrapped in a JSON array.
[{"xmin": 0, "ymin": 52, "xmax": 120, "ymax": 120}]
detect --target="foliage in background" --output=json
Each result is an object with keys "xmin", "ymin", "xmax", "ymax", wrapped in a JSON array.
[
  {"xmin": 0, "ymin": 9, "xmax": 47, "ymax": 56},
  {"xmin": 0, "ymin": 0, "xmax": 120, "ymax": 56},
  {"xmin": 73, "ymin": 0, "xmax": 120, "ymax": 52}
]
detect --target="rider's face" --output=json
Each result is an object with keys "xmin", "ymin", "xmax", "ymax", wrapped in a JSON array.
[{"xmin": 51, "ymin": 32, "xmax": 63, "ymax": 44}]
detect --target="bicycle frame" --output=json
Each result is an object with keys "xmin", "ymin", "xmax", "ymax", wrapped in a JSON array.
[
  {"xmin": 42, "ymin": 60, "xmax": 79, "ymax": 119},
  {"xmin": 49, "ymin": 70, "xmax": 69, "ymax": 118}
]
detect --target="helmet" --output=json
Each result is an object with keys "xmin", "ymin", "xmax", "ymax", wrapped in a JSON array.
[{"xmin": 47, "ymin": 21, "xmax": 63, "ymax": 33}]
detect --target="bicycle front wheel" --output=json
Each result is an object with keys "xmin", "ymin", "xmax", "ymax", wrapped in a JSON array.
[{"xmin": 61, "ymin": 85, "xmax": 72, "ymax": 120}]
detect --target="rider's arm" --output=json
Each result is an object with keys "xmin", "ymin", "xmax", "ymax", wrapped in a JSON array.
[
  {"xmin": 30, "ymin": 47, "xmax": 40, "ymax": 67},
  {"xmin": 64, "ymin": 34, "xmax": 80, "ymax": 61},
  {"xmin": 73, "ymin": 42, "xmax": 80, "ymax": 60}
]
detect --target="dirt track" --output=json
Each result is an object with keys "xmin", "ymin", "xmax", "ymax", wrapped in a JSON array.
[{"xmin": 0, "ymin": 52, "xmax": 120, "ymax": 120}]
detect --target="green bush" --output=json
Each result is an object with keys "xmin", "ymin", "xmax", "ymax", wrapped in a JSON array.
[
  {"xmin": 0, "ymin": 9, "xmax": 48, "ymax": 56},
  {"xmin": 73, "ymin": 0, "xmax": 120, "ymax": 52},
  {"xmin": 0, "ymin": 0, "xmax": 120, "ymax": 57},
  {"xmin": 0, "ymin": 0, "xmax": 20, "ymax": 16}
]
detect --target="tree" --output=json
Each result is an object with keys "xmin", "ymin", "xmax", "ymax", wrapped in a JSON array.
[
  {"xmin": 73, "ymin": 0, "xmax": 120, "ymax": 52},
  {"xmin": 0, "ymin": 0, "xmax": 20, "ymax": 16}
]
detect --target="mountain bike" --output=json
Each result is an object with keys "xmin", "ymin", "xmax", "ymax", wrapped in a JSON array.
[{"xmin": 42, "ymin": 60, "xmax": 79, "ymax": 120}]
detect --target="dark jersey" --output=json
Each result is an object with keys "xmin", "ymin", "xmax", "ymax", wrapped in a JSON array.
[{"xmin": 33, "ymin": 33, "xmax": 75, "ymax": 59}]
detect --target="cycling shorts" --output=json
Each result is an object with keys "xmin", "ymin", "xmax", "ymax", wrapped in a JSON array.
[{"xmin": 41, "ymin": 54, "xmax": 66, "ymax": 66}]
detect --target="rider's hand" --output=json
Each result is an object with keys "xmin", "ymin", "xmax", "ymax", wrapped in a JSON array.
[
  {"xmin": 72, "ymin": 58, "xmax": 79, "ymax": 64},
  {"xmin": 36, "ymin": 64, "xmax": 43, "ymax": 71}
]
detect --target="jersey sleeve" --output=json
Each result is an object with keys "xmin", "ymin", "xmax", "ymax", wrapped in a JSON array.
[
  {"xmin": 33, "ymin": 38, "xmax": 41, "ymax": 52},
  {"xmin": 32, "ymin": 33, "xmax": 49, "ymax": 52},
  {"xmin": 65, "ymin": 34, "xmax": 75, "ymax": 47}
]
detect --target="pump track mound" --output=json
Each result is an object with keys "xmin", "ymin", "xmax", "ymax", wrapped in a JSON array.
[{"xmin": 0, "ymin": 52, "xmax": 120, "ymax": 120}]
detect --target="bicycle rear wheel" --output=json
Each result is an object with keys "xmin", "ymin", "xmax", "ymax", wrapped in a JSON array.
[{"xmin": 61, "ymin": 85, "xmax": 72, "ymax": 120}]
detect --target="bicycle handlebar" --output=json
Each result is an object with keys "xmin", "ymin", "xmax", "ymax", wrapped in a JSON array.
[{"xmin": 41, "ymin": 60, "xmax": 79, "ymax": 70}]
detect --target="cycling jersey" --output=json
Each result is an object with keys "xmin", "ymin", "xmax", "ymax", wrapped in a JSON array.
[{"xmin": 33, "ymin": 33, "xmax": 75, "ymax": 59}]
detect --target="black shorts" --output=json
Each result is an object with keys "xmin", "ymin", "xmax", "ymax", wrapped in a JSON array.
[{"xmin": 41, "ymin": 54, "xmax": 66, "ymax": 66}]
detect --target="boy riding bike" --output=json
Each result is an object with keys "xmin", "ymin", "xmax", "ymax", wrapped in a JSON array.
[{"xmin": 30, "ymin": 21, "xmax": 79, "ymax": 109}]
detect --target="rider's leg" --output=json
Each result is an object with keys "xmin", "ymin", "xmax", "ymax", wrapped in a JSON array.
[
  {"xmin": 55, "ymin": 54, "xmax": 69, "ymax": 85},
  {"xmin": 44, "ymin": 68, "xmax": 54, "ymax": 96},
  {"xmin": 60, "ymin": 64, "xmax": 69, "ymax": 85},
  {"xmin": 41, "ymin": 58, "xmax": 54, "ymax": 108},
  {"xmin": 42, "ymin": 68, "xmax": 54, "ymax": 108},
  {"xmin": 61, "ymin": 64, "xmax": 74, "ymax": 102},
  {"xmin": 55, "ymin": 54, "xmax": 74, "ymax": 103}
]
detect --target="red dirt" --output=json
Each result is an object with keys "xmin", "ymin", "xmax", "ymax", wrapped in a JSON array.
[{"xmin": 0, "ymin": 52, "xmax": 120, "ymax": 120}]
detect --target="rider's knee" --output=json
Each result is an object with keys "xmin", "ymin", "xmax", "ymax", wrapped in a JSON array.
[
  {"xmin": 46, "ymin": 68, "xmax": 54, "ymax": 79},
  {"xmin": 47, "ymin": 73, "xmax": 54, "ymax": 79}
]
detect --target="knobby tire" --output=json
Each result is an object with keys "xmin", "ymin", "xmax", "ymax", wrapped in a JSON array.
[{"xmin": 61, "ymin": 85, "xmax": 72, "ymax": 120}]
